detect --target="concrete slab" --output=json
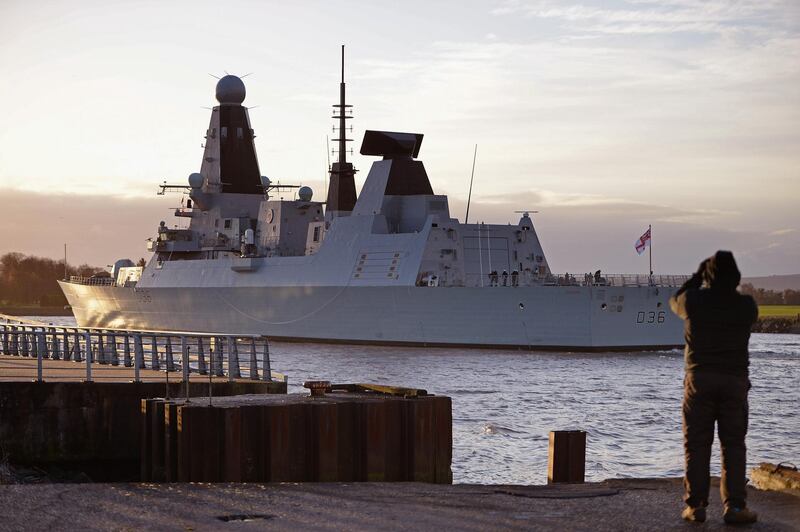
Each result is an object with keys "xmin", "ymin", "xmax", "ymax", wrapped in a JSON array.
[
  {"xmin": 0, "ymin": 478, "xmax": 797, "ymax": 531},
  {"xmin": 0, "ymin": 354, "xmax": 279, "ymax": 383}
]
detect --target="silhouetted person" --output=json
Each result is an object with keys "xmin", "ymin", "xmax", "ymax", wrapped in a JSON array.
[
  {"xmin": 511, "ymin": 270, "xmax": 519, "ymax": 287},
  {"xmin": 501, "ymin": 270, "xmax": 508, "ymax": 286},
  {"xmin": 489, "ymin": 270, "xmax": 498, "ymax": 287},
  {"xmin": 670, "ymin": 251, "xmax": 758, "ymax": 524}
]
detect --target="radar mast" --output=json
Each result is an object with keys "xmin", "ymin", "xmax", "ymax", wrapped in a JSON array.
[{"xmin": 326, "ymin": 45, "xmax": 357, "ymax": 218}]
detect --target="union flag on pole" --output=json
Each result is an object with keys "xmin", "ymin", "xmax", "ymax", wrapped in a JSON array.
[{"xmin": 635, "ymin": 227, "xmax": 651, "ymax": 255}]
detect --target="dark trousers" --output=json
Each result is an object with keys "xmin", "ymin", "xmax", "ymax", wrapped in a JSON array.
[{"xmin": 683, "ymin": 371, "xmax": 749, "ymax": 509}]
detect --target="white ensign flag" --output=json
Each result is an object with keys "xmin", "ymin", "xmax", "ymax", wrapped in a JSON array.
[{"xmin": 635, "ymin": 228, "xmax": 651, "ymax": 255}]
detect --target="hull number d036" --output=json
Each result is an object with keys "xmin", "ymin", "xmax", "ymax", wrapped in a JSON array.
[{"xmin": 637, "ymin": 311, "xmax": 665, "ymax": 324}]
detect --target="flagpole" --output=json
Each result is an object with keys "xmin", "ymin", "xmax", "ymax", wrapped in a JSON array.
[{"xmin": 649, "ymin": 224, "xmax": 652, "ymax": 277}]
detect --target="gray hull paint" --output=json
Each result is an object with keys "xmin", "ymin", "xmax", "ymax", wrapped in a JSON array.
[{"xmin": 60, "ymin": 282, "xmax": 684, "ymax": 349}]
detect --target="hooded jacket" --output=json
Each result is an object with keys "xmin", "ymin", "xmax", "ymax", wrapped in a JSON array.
[{"xmin": 669, "ymin": 251, "xmax": 758, "ymax": 375}]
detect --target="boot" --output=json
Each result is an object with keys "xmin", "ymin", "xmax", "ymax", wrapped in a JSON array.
[
  {"xmin": 723, "ymin": 506, "xmax": 758, "ymax": 524},
  {"xmin": 681, "ymin": 506, "xmax": 707, "ymax": 523}
]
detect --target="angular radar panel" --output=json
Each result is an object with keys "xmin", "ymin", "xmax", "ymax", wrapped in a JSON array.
[{"xmin": 360, "ymin": 130, "xmax": 424, "ymax": 159}]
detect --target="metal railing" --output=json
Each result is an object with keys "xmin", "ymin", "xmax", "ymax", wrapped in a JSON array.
[
  {"xmin": 0, "ymin": 320, "xmax": 285, "ymax": 384},
  {"xmin": 458, "ymin": 272, "xmax": 691, "ymax": 288},
  {"xmin": 67, "ymin": 275, "xmax": 116, "ymax": 286}
]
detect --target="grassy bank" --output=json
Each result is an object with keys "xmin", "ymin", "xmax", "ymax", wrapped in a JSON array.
[{"xmin": 759, "ymin": 305, "xmax": 800, "ymax": 318}]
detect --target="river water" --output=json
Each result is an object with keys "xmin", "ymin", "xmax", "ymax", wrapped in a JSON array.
[{"xmin": 26, "ymin": 317, "xmax": 800, "ymax": 485}]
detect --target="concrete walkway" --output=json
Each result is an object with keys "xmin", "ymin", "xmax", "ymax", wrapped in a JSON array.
[
  {"xmin": 0, "ymin": 478, "xmax": 797, "ymax": 531},
  {"xmin": 0, "ymin": 354, "xmax": 270, "ymax": 383}
]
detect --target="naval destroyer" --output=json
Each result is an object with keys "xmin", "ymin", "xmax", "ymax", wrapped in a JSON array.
[{"xmin": 60, "ymin": 49, "xmax": 687, "ymax": 349}]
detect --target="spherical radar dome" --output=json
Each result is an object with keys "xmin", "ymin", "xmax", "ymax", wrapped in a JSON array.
[
  {"xmin": 215, "ymin": 75, "xmax": 246, "ymax": 104},
  {"xmin": 298, "ymin": 186, "xmax": 313, "ymax": 202},
  {"xmin": 188, "ymin": 173, "xmax": 204, "ymax": 188}
]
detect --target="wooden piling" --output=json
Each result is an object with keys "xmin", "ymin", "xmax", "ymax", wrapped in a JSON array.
[
  {"xmin": 547, "ymin": 430, "xmax": 586, "ymax": 483},
  {"xmin": 140, "ymin": 389, "xmax": 453, "ymax": 484}
]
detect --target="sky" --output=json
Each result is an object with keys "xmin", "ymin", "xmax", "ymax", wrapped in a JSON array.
[{"xmin": 0, "ymin": 0, "xmax": 798, "ymax": 275}]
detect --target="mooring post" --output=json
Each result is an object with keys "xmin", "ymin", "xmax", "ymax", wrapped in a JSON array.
[
  {"xmin": 547, "ymin": 430, "xmax": 586, "ymax": 484},
  {"xmin": 151, "ymin": 335, "xmax": 160, "ymax": 371},
  {"xmin": 165, "ymin": 336, "xmax": 175, "ymax": 372},
  {"xmin": 84, "ymin": 331, "xmax": 93, "ymax": 382},
  {"xmin": 110, "ymin": 332, "xmax": 119, "ymax": 366},
  {"xmin": 249, "ymin": 337, "xmax": 259, "ymax": 380},
  {"xmin": 133, "ymin": 334, "xmax": 143, "ymax": 382},
  {"xmin": 262, "ymin": 338, "xmax": 272, "ymax": 382},
  {"xmin": 123, "ymin": 334, "xmax": 132, "ymax": 367},
  {"xmin": 197, "ymin": 337, "xmax": 207, "ymax": 375}
]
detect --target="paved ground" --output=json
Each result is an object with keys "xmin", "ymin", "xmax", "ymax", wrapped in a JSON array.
[{"xmin": 0, "ymin": 478, "xmax": 797, "ymax": 531}]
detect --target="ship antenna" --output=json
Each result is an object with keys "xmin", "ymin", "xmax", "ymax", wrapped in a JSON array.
[
  {"xmin": 326, "ymin": 44, "xmax": 357, "ymax": 216},
  {"xmin": 465, "ymin": 144, "xmax": 478, "ymax": 224},
  {"xmin": 335, "ymin": 44, "xmax": 350, "ymax": 166}
]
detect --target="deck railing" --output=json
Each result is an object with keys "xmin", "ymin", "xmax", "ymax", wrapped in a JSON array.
[
  {"xmin": 67, "ymin": 275, "xmax": 116, "ymax": 286},
  {"xmin": 459, "ymin": 272, "xmax": 691, "ymax": 288},
  {"xmin": 0, "ymin": 318, "xmax": 285, "ymax": 384}
]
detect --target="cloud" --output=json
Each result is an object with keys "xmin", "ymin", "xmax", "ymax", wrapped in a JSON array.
[{"xmin": 491, "ymin": 0, "xmax": 800, "ymax": 37}]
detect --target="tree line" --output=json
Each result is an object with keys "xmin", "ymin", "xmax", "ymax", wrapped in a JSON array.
[
  {"xmin": 0, "ymin": 252, "xmax": 104, "ymax": 307},
  {"xmin": 739, "ymin": 283, "xmax": 800, "ymax": 306}
]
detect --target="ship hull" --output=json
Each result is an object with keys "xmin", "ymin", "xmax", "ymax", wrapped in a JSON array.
[{"xmin": 59, "ymin": 282, "xmax": 684, "ymax": 350}]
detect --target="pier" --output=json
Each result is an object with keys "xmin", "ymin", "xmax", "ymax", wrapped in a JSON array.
[
  {"xmin": 0, "ymin": 314, "xmax": 284, "ymax": 383},
  {"xmin": 0, "ymin": 314, "xmax": 287, "ymax": 479}
]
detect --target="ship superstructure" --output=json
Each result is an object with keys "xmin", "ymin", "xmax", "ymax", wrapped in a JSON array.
[{"xmin": 60, "ymin": 51, "xmax": 687, "ymax": 349}]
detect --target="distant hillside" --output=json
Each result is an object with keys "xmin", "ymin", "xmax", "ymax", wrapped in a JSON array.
[{"xmin": 742, "ymin": 274, "xmax": 800, "ymax": 292}]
